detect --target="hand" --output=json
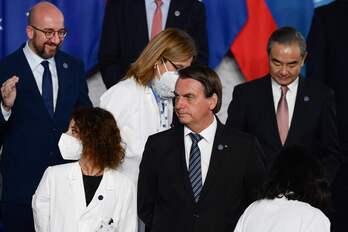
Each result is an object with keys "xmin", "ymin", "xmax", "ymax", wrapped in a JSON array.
[{"xmin": 1, "ymin": 76, "xmax": 19, "ymax": 111}]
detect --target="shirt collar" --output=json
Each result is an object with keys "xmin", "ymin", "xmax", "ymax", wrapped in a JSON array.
[
  {"xmin": 184, "ymin": 116, "xmax": 217, "ymax": 144},
  {"xmin": 271, "ymin": 76, "xmax": 299, "ymax": 92},
  {"xmin": 145, "ymin": 0, "xmax": 170, "ymax": 4},
  {"xmin": 23, "ymin": 41, "xmax": 55, "ymax": 69}
]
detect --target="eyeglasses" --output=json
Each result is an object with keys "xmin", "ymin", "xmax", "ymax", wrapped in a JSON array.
[
  {"xmin": 30, "ymin": 25, "xmax": 67, "ymax": 39},
  {"xmin": 165, "ymin": 59, "xmax": 184, "ymax": 71}
]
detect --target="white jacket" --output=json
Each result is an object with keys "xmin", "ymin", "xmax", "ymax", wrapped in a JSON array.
[
  {"xmin": 32, "ymin": 162, "xmax": 137, "ymax": 232},
  {"xmin": 100, "ymin": 77, "xmax": 173, "ymax": 183}
]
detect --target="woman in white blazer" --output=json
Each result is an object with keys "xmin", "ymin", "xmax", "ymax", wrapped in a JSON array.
[
  {"xmin": 100, "ymin": 28, "xmax": 197, "ymax": 183},
  {"xmin": 32, "ymin": 107, "xmax": 137, "ymax": 232},
  {"xmin": 234, "ymin": 146, "xmax": 331, "ymax": 232}
]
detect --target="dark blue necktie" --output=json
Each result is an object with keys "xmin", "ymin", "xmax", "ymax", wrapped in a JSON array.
[
  {"xmin": 188, "ymin": 133, "xmax": 203, "ymax": 202},
  {"xmin": 41, "ymin": 61, "xmax": 54, "ymax": 117}
]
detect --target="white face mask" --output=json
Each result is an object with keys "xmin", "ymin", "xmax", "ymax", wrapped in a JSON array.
[
  {"xmin": 58, "ymin": 133, "xmax": 83, "ymax": 160},
  {"xmin": 152, "ymin": 60, "xmax": 179, "ymax": 99}
]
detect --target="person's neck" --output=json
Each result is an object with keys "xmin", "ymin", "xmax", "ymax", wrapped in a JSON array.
[
  {"xmin": 79, "ymin": 157, "xmax": 103, "ymax": 176},
  {"xmin": 187, "ymin": 114, "xmax": 215, "ymax": 134}
]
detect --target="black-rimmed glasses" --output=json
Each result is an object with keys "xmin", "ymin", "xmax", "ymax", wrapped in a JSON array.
[
  {"xmin": 30, "ymin": 25, "xmax": 67, "ymax": 39},
  {"xmin": 165, "ymin": 59, "xmax": 184, "ymax": 71}
]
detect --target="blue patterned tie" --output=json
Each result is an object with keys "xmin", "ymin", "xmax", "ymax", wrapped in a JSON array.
[
  {"xmin": 189, "ymin": 133, "xmax": 203, "ymax": 202},
  {"xmin": 41, "ymin": 61, "xmax": 54, "ymax": 117}
]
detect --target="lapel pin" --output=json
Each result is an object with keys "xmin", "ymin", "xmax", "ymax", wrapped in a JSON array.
[
  {"xmin": 63, "ymin": 63, "xmax": 68, "ymax": 69},
  {"xmin": 174, "ymin": 10, "xmax": 180, "ymax": 17},
  {"xmin": 98, "ymin": 195, "xmax": 103, "ymax": 200},
  {"xmin": 217, "ymin": 144, "xmax": 224, "ymax": 150},
  {"xmin": 304, "ymin": 96, "xmax": 310, "ymax": 102}
]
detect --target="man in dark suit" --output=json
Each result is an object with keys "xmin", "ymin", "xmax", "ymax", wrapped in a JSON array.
[
  {"xmin": 0, "ymin": 2, "xmax": 92, "ymax": 231},
  {"xmin": 138, "ymin": 65, "xmax": 266, "ymax": 232},
  {"xmin": 306, "ymin": 3, "xmax": 348, "ymax": 231},
  {"xmin": 225, "ymin": 27, "xmax": 341, "ymax": 182},
  {"xmin": 98, "ymin": 0, "xmax": 208, "ymax": 88}
]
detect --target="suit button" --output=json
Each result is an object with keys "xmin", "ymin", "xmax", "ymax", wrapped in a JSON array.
[
  {"xmin": 193, "ymin": 213, "xmax": 199, "ymax": 219},
  {"xmin": 52, "ymin": 128, "xmax": 58, "ymax": 132}
]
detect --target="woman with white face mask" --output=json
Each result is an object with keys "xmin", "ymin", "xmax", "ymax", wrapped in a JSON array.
[
  {"xmin": 32, "ymin": 107, "xmax": 137, "ymax": 232},
  {"xmin": 100, "ymin": 28, "xmax": 196, "ymax": 184}
]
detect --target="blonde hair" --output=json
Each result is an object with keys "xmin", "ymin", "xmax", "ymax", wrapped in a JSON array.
[{"xmin": 126, "ymin": 28, "xmax": 197, "ymax": 85}]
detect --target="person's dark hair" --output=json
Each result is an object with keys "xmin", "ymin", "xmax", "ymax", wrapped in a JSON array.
[
  {"xmin": 267, "ymin": 26, "xmax": 307, "ymax": 57},
  {"xmin": 178, "ymin": 65, "xmax": 222, "ymax": 113},
  {"xmin": 262, "ymin": 145, "xmax": 331, "ymax": 212},
  {"xmin": 72, "ymin": 107, "xmax": 125, "ymax": 170}
]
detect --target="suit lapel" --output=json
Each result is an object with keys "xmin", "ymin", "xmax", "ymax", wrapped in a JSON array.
[
  {"xmin": 17, "ymin": 48, "xmax": 54, "ymax": 120},
  {"xmin": 166, "ymin": 0, "xmax": 184, "ymax": 28},
  {"xmin": 173, "ymin": 126, "xmax": 196, "ymax": 202},
  {"xmin": 81, "ymin": 169, "xmax": 115, "ymax": 217},
  {"xmin": 54, "ymin": 52, "xmax": 73, "ymax": 121},
  {"xmin": 134, "ymin": 0, "xmax": 149, "ymax": 44},
  {"xmin": 68, "ymin": 162, "xmax": 87, "ymax": 216},
  {"xmin": 197, "ymin": 121, "xmax": 225, "ymax": 203},
  {"xmin": 285, "ymin": 77, "xmax": 306, "ymax": 145}
]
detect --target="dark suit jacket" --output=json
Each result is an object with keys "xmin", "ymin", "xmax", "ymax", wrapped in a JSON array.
[
  {"xmin": 98, "ymin": 0, "xmax": 208, "ymax": 88},
  {"xmin": 0, "ymin": 47, "xmax": 92, "ymax": 204},
  {"xmin": 225, "ymin": 75, "xmax": 341, "ymax": 181},
  {"xmin": 307, "ymin": 0, "xmax": 348, "ymax": 158},
  {"xmin": 138, "ymin": 121, "xmax": 266, "ymax": 232}
]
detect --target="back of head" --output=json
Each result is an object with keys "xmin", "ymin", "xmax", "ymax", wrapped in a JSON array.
[
  {"xmin": 263, "ymin": 145, "xmax": 330, "ymax": 212},
  {"xmin": 127, "ymin": 28, "xmax": 197, "ymax": 85},
  {"xmin": 267, "ymin": 26, "xmax": 307, "ymax": 57},
  {"xmin": 178, "ymin": 65, "xmax": 222, "ymax": 113},
  {"xmin": 72, "ymin": 107, "xmax": 125, "ymax": 170}
]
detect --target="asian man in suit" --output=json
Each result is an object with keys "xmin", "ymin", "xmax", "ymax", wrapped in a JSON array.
[
  {"xmin": 138, "ymin": 65, "xmax": 266, "ymax": 232},
  {"xmin": 98, "ymin": 0, "xmax": 208, "ymax": 88},
  {"xmin": 0, "ymin": 2, "xmax": 92, "ymax": 231},
  {"xmin": 225, "ymin": 26, "xmax": 341, "ymax": 183}
]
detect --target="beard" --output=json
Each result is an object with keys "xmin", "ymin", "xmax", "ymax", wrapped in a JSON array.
[{"xmin": 32, "ymin": 40, "xmax": 62, "ymax": 59}]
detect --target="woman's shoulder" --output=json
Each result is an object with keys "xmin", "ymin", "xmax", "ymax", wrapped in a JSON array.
[
  {"xmin": 106, "ymin": 168, "xmax": 135, "ymax": 188},
  {"xmin": 100, "ymin": 77, "xmax": 147, "ymax": 105}
]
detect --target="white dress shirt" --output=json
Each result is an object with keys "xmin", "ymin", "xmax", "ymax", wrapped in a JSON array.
[
  {"xmin": 23, "ymin": 42, "xmax": 59, "ymax": 109},
  {"xmin": 145, "ymin": 0, "xmax": 171, "ymax": 39},
  {"xmin": 184, "ymin": 116, "xmax": 217, "ymax": 184},
  {"xmin": 234, "ymin": 197, "xmax": 330, "ymax": 232},
  {"xmin": 271, "ymin": 77, "xmax": 299, "ymax": 128},
  {"xmin": 1, "ymin": 42, "xmax": 59, "ymax": 120}
]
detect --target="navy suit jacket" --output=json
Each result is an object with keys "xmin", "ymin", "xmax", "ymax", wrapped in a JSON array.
[
  {"xmin": 225, "ymin": 75, "xmax": 341, "ymax": 182},
  {"xmin": 138, "ymin": 121, "xmax": 266, "ymax": 232},
  {"xmin": 0, "ymin": 46, "xmax": 92, "ymax": 204},
  {"xmin": 98, "ymin": 0, "xmax": 208, "ymax": 88}
]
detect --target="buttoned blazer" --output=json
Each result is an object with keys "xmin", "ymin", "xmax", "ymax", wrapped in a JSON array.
[
  {"xmin": 32, "ymin": 162, "xmax": 137, "ymax": 232},
  {"xmin": 138, "ymin": 121, "xmax": 266, "ymax": 232},
  {"xmin": 225, "ymin": 75, "xmax": 341, "ymax": 180},
  {"xmin": 0, "ymin": 46, "xmax": 92, "ymax": 204}
]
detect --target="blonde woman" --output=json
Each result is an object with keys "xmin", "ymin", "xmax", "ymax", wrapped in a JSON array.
[{"xmin": 100, "ymin": 28, "xmax": 197, "ymax": 183}]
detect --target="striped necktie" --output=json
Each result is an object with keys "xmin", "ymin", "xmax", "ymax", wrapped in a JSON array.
[{"xmin": 188, "ymin": 133, "xmax": 203, "ymax": 202}]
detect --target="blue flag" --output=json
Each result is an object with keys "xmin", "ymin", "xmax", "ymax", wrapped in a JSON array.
[{"xmin": 0, "ymin": 0, "xmax": 105, "ymax": 71}]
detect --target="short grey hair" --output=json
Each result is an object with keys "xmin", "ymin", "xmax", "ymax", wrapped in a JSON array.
[{"xmin": 267, "ymin": 26, "xmax": 307, "ymax": 57}]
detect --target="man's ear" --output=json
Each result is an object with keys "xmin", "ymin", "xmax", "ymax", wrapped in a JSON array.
[
  {"xmin": 301, "ymin": 52, "xmax": 308, "ymax": 67},
  {"xmin": 208, "ymin": 93, "xmax": 218, "ymax": 111},
  {"xmin": 26, "ymin": 25, "xmax": 34, "ymax": 40}
]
